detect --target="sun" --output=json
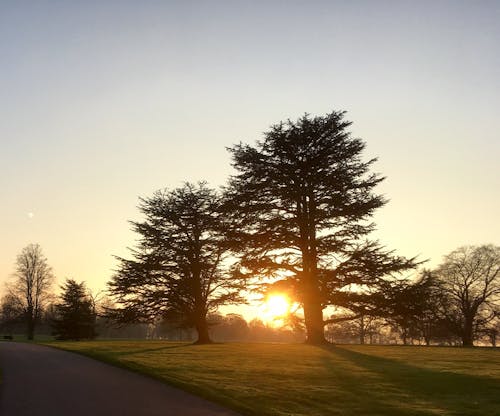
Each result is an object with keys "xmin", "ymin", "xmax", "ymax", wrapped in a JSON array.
[{"xmin": 260, "ymin": 294, "xmax": 291, "ymax": 323}]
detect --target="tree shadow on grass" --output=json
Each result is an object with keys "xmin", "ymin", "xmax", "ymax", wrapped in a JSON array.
[
  {"xmin": 323, "ymin": 345, "xmax": 500, "ymax": 416},
  {"xmin": 107, "ymin": 343, "xmax": 192, "ymax": 357}
]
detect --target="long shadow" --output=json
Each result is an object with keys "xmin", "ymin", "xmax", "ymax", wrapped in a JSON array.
[
  {"xmin": 71, "ymin": 343, "xmax": 191, "ymax": 359},
  {"xmin": 315, "ymin": 349, "xmax": 440, "ymax": 416},
  {"xmin": 111, "ymin": 341, "xmax": 229, "ymax": 357},
  {"xmin": 324, "ymin": 345, "xmax": 500, "ymax": 416},
  {"xmin": 106, "ymin": 343, "xmax": 192, "ymax": 357}
]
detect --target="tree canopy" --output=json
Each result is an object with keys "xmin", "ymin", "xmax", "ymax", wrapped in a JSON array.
[
  {"xmin": 108, "ymin": 182, "xmax": 243, "ymax": 344},
  {"xmin": 225, "ymin": 111, "xmax": 417, "ymax": 344},
  {"xmin": 51, "ymin": 279, "xmax": 97, "ymax": 340},
  {"xmin": 433, "ymin": 245, "xmax": 500, "ymax": 346},
  {"xmin": 9, "ymin": 244, "xmax": 54, "ymax": 340}
]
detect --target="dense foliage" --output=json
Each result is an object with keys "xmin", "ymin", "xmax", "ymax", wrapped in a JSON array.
[
  {"xmin": 225, "ymin": 111, "xmax": 417, "ymax": 343},
  {"xmin": 51, "ymin": 279, "xmax": 97, "ymax": 340},
  {"xmin": 108, "ymin": 183, "xmax": 243, "ymax": 343}
]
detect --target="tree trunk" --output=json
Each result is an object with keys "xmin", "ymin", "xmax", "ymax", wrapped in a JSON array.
[
  {"xmin": 301, "ymin": 267, "xmax": 327, "ymax": 344},
  {"xmin": 359, "ymin": 315, "xmax": 365, "ymax": 345},
  {"xmin": 299, "ymin": 193, "xmax": 327, "ymax": 346},
  {"xmin": 191, "ymin": 259, "xmax": 211, "ymax": 344},
  {"xmin": 303, "ymin": 300, "xmax": 327, "ymax": 344},
  {"xmin": 402, "ymin": 330, "xmax": 408, "ymax": 346},
  {"xmin": 424, "ymin": 324, "xmax": 431, "ymax": 346},
  {"xmin": 26, "ymin": 308, "xmax": 35, "ymax": 341},
  {"xmin": 194, "ymin": 316, "xmax": 212, "ymax": 344},
  {"xmin": 462, "ymin": 317, "xmax": 474, "ymax": 347}
]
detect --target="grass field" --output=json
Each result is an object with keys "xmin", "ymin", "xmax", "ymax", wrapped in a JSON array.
[{"xmin": 43, "ymin": 341, "xmax": 500, "ymax": 416}]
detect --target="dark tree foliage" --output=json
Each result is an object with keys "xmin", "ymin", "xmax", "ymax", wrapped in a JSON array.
[
  {"xmin": 379, "ymin": 273, "xmax": 442, "ymax": 345},
  {"xmin": 51, "ymin": 279, "xmax": 97, "ymax": 340},
  {"xmin": 0, "ymin": 294, "xmax": 24, "ymax": 336},
  {"xmin": 326, "ymin": 315, "xmax": 385, "ymax": 344},
  {"xmin": 108, "ymin": 182, "xmax": 243, "ymax": 344},
  {"xmin": 226, "ymin": 111, "xmax": 417, "ymax": 344}
]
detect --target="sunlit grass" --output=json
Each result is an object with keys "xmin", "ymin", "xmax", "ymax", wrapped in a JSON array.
[{"xmin": 42, "ymin": 341, "xmax": 500, "ymax": 416}]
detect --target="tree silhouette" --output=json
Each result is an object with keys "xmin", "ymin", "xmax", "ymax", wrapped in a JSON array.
[
  {"xmin": 380, "ymin": 273, "xmax": 441, "ymax": 345},
  {"xmin": 108, "ymin": 182, "xmax": 243, "ymax": 344},
  {"xmin": 226, "ymin": 111, "xmax": 416, "ymax": 344},
  {"xmin": 8, "ymin": 244, "xmax": 54, "ymax": 340},
  {"xmin": 0, "ymin": 294, "xmax": 24, "ymax": 336},
  {"xmin": 433, "ymin": 245, "xmax": 500, "ymax": 347},
  {"xmin": 51, "ymin": 279, "xmax": 97, "ymax": 340}
]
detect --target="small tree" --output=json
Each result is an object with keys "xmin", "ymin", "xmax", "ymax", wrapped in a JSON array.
[
  {"xmin": 433, "ymin": 245, "xmax": 500, "ymax": 347},
  {"xmin": 108, "ymin": 182, "xmax": 243, "ymax": 344},
  {"xmin": 379, "ymin": 273, "xmax": 439, "ymax": 345},
  {"xmin": 0, "ymin": 294, "xmax": 24, "ymax": 336},
  {"xmin": 481, "ymin": 316, "xmax": 499, "ymax": 347},
  {"xmin": 51, "ymin": 279, "xmax": 97, "ymax": 340},
  {"xmin": 9, "ymin": 244, "xmax": 54, "ymax": 340}
]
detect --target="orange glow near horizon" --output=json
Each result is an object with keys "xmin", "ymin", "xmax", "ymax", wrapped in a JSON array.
[{"xmin": 259, "ymin": 294, "xmax": 291, "ymax": 324}]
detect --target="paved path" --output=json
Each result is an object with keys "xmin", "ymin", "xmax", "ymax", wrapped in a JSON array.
[{"xmin": 0, "ymin": 342, "xmax": 240, "ymax": 416}]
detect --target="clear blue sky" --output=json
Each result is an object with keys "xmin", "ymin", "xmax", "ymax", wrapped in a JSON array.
[{"xmin": 1, "ymin": 1, "xmax": 499, "ymax": 311}]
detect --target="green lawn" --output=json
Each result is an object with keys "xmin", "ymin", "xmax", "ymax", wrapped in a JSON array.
[{"xmin": 42, "ymin": 341, "xmax": 500, "ymax": 416}]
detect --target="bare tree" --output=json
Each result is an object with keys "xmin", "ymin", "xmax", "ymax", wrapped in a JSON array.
[
  {"xmin": 434, "ymin": 245, "xmax": 500, "ymax": 347},
  {"xmin": 9, "ymin": 244, "xmax": 54, "ymax": 340}
]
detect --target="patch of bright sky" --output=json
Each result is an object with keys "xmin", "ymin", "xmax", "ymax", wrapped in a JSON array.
[{"xmin": 1, "ymin": 1, "xmax": 499, "ymax": 318}]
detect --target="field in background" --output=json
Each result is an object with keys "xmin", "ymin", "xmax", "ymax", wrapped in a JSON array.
[{"xmin": 42, "ymin": 341, "xmax": 500, "ymax": 416}]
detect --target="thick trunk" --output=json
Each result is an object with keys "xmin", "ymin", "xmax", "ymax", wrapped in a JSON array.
[
  {"xmin": 359, "ymin": 316, "xmax": 365, "ymax": 345},
  {"xmin": 423, "ymin": 324, "xmax": 431, "ymax": 346},
  {"xmin": 462, "ymin": 335, "xmax": 473, "ymax": 347},
  {"xmin": 299, "ymin": 193, "xmax": 326, "ymax": 345},
  {"xmin": 191, "ymin": 256, "xmax": 211, "ymax": 344},
  {"xmin": 301, "ymin": 259, "xmax": 326, "ymax": 344},
  {"xmin": 303, "ymin": 300, "xmax": 327, "ymax": 344},
  {"xmin": 26, "ymin": 306, "xmax": 35, "ymax": 340},
  {"xmin": 462, "ymin": 317, "xmax": 474, "ymax": 347},
  {"xmin": 194, "ymin": 315, "xmax": 212, "ymax": 344}
]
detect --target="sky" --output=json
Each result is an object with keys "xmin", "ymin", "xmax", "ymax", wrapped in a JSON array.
[{"xmin": 1, "ymin": 1, "xmax": 499, "ymax": 315}]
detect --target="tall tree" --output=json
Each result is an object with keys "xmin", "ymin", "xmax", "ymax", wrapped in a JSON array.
[
  {"xmin": 51, "ymin": 279, "xmax": 97, "ymax": 340},
  {"xmin": 226, "ymin": 111, "xmax": 416, "ymax": 344},
  {"xmin": 9, "ymin": 244, "xmax": 54, "ymax": 340},
  {"xmin": 433, "ymin": 245, "xmax": 500, "ymax": 347},
  {"xmin": 108, "ymin": 182, "xmax": 243, "ymax": 344}
]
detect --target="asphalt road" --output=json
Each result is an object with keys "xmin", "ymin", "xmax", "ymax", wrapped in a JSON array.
[{"xmin": 0, "ymin": 342, "xmax": 241, "ymax": 416}]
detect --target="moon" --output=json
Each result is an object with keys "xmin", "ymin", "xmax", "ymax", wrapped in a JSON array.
[{"xmin": 27, "ymin": 212, "xmax": 34, "ymax": 219}]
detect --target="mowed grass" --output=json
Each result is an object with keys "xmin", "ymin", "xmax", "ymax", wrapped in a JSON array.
[{"xmin": 43, "ymin": 341, "xmax": 500, "ymax": 416}]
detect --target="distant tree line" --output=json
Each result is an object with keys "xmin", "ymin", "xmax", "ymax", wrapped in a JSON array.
[
  {"xmin": 1, "ymin": 245, "xmax": 498, "ymax": 346},
  {"xmin": 324, "ymin": 245, "xmax": 499, "ymax": 347}
]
